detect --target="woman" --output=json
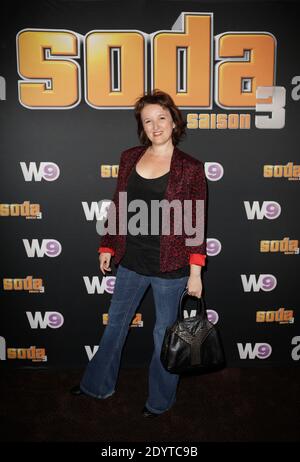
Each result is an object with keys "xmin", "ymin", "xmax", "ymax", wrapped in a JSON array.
[{"xmin": 70, "ymin": 90, "xmax": 207, "ymax": 418}]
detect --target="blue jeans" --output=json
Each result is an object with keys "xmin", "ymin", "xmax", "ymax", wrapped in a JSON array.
[{"xmin": 80, "ymin": 264, "xmax": 189, "ymax": 414}]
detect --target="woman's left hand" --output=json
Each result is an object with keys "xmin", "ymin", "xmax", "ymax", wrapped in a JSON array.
[{"xmin": 186, "ymin": 274, "xmax": 203, "ymax": 298}]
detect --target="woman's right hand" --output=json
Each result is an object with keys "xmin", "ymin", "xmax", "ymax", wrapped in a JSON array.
[{"xmin": 99, "ymin": 252, "xmax": 112, "ymax": 275}]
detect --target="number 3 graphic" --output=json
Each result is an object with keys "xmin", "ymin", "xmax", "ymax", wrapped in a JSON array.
[{"xmin": 255, "ymin": 86, "xmax": 286, "ymax": 129}]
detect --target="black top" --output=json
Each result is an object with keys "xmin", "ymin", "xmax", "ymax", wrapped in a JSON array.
[{"xmin": 119, "ymin": 167, "xmax": 190, "ymax": 279}]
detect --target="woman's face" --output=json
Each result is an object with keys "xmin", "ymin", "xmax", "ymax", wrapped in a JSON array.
[{"xmin": 141, "ymin": 104, "xmax": 175, "ymax": 146}]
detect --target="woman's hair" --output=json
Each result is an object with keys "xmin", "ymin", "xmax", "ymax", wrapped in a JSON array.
[{"xmin": 134, "ymin": 89, "xmax": 187, "ymax": 146}]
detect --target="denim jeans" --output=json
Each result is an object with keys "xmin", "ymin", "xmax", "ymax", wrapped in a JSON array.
[{"xmin": 80, "ymin": 263, "xmax": 189, "ymax": 414}]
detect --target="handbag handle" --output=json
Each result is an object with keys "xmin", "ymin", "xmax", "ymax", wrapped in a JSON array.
[{"xmin": 178, "ymin": 288, "xmax": 206, "ymax": 321}]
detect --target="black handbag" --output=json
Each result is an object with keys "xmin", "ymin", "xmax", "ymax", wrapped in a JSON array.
[{"xmin": 160, "ymin": 289, "xmax": 226, "ymax": 373}]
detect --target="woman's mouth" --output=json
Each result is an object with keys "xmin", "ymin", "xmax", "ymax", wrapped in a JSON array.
[{"xmin": 153, "ymin": 131, "xmax": 162, "ymax": 136}]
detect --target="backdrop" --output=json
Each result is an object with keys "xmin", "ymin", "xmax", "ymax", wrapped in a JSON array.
[{"xmin": 1, "ymin": 0, "xmax": 299, "ymax": 369}]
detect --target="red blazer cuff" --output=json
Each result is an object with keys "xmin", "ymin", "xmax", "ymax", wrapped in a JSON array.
[
  {"xmin": 189, "ymin": 254, "xmax": 206, "ymax": 266},
  {"xmin": 98, "ymin": 247, "xmax": 115, "ymax": 256}
]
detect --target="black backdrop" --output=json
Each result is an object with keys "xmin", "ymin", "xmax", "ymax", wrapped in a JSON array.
[{"xmin": 1, "ymin": 0, "xmax": 299, "ymax": 369}]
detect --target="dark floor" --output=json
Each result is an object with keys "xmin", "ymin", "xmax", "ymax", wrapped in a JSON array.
[{"xmin": 1, "ymin": 366, "xmax": 300, "ymax": 442}]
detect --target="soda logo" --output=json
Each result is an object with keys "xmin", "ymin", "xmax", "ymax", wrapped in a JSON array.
[
  {"xmin": 83, "ymin": 276, "xmax": 116, "ymax": 294},
  {"xmin": 3, "ymin": 276, "xmax": 44, "ymax": 293},
  {"xmin": 206, "ymin": 238, "xmax": 222, "ymax": 257},
  {"xmin": 244, "ymin": 201, "xmax": 281, "ymax": 220},
  {"xmin": 26, "ymin": 312, "xmax": 64, "ymax": 329},
  {"xmin": 85, "ymin": 345, "xmax": 99, "ymax": 361},
  {"xmin": 291, "ymin": 336, "xmax": 300, "ymax": 361},
  {"xmin": 205, "ymin": 162, "xmax": 224, "ymax": 181},
  {"xmin": 20, "ymin": 162, "xmax": 60, "ymax": 181},
  {"xmin": 263, "ymin": 162, "xmax": 300, "ymax": 179},
  {"xmin": 0, "ymin": 337, "xmax": 47, "ymax": 362},
  {"xmin": 7, "ymin": 347, "xmax": 47, "ymax": 361},
  {"xmin": 101, "ymin": 165, "xmax": 119, "ymax": 178},
  {"xmin": 256, "ymin": 308, "xmax": 294, "ymax": 324},
  {"xmin": 16, "ymin": 13, "xmax": 277, "ymax": 110},
  {"xmin": 0, "ymin": 201, "xmax": 41, "ymax": 218},
  {"xmin": 237, "ymin": 343, "xmax": 272, "ymax": 359},
  {"xmin": 260, "ymin": 237, "xmax": 299, "ymax": 254},
  {"xmin": 241, "ymin": 274, "xmax": 277, "ymax": 292},
  {"xmin": 23, "ymin": 239, "xmax": 62, "ymax": 257}
]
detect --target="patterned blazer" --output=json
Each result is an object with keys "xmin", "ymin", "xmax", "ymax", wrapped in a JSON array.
[{"xmin": 98, "ymin": 144, "xmax": 207, "ymax": 272}]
